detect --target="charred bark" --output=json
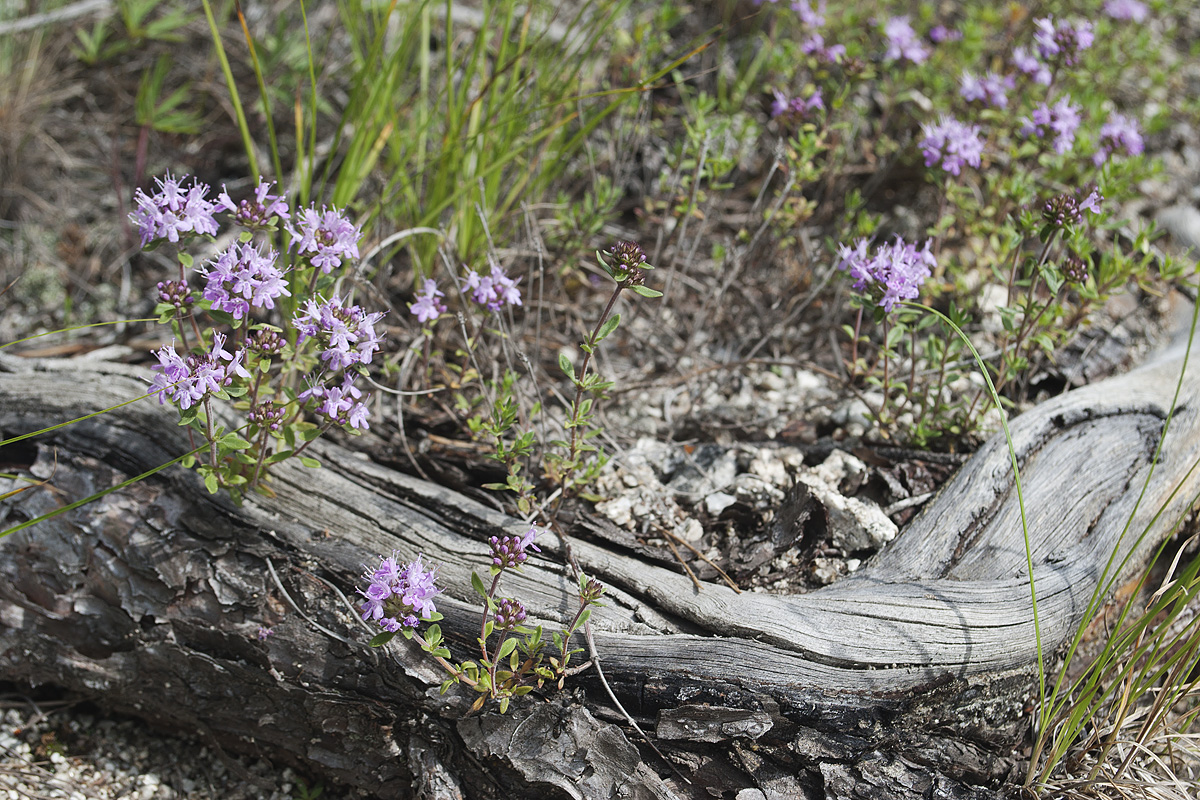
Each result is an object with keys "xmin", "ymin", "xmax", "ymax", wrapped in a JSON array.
[{"xmin": 2, "ymin": 335, "xmax": 1199, "ymax": 798}]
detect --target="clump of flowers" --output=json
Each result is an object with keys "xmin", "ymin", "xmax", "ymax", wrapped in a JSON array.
[
  {"xmin": 410, "ymin": 279, "xmax": 447, "ymax": 324},
  {"xmin": 959, "ymin": 71, "xmax": 1014, "ymax": 109},
  {"xmin": 920, "ymin": 115, "xmax": 985, "ymax": 176},
  {"xmin": 201, "ymin": 242, "xmax": 290, "ymax": 320},
  {"xmin": 215, "ymin": 179, "xmax": 290, "ymax": 229},
  {"xmin": 288, "ymin": 205, "xmax": 362, "ymax": 274},
  {"xmin": 882, "ymin": 16, "xmax": 929, "ymax": 65},
  {"xmin": 1104, "ymin": 0, "xmax": 1149, "ymax": 22},
  {"xmin": 771, "ymin": 87, "xmax": 824, "ymax": 122},
  {"xmin": 130, "ymin": 173, "xmax": 219, "ymax": 246},
  {"xmin": 1012, "ymin": 46, "xmax": 1052, "ymax": 86},
  {"xmin": 1033, "ymin": 17, "xmax": 1094, "ymax": 67},
  {"xmin": 1022, "ymin": 97, "xmax": 1083, "ymax": 155},
  {"xmin": 133, "ymin": 172, "xmax": 384, "ymax": 501},
  {"xmin": 464, "ymin": 264, "xmax": 523, "ymax": 312},
  {"xmin": 1093, "ymin": 112, "xmax": 1144, "ymax": 165},
  {"xmin": 359, "ymin": 553, "xmax": 442, "ymax": 632},
  {"xmin": 363, "ymin": 528, "xmax": 605, "ymax": 714},
  {"xmin": 838, "ymin": 236, "xmax": 936, "ymax": 313},
  {"xmin": 148, "ymin": 332, "xmax": 248, "ymax": 411}
]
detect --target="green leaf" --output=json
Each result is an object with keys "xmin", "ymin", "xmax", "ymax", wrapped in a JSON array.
[
  {"xmin": 629, "ymin": 285, "xmax": 662, "ymax": 298},
  {"xmin": 471, "ymin": 571, "xmax": 487, "ymax": 598},
  {"xmin": 497, "ymin": 637, "xmax": 518, "ymax": 660},
  {"xmin": 203, "ymin": 472, "xmax": 219, "ymax": 494},
  {"xmin": 369, "ymin": 631, "xmax": 397, "ymax": 647},
  {"xmin": 558, "ymin": 352, "xmax": 574, "ymax": 380},
  {"xmin": 299, "ymin": 457, "xmax": 321, "ymax": 469},
  {"xmin": 218, "ymin": 433, "xmax": 253, "ymax": 450},
  {"xmin": 594, "ymin": 313, "xmax": 620, "ymax": 343}
]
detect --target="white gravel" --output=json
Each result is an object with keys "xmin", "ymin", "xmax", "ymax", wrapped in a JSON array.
[{"xmin": 0, "ymin": 696, "xmax": 347, "ymax": 800}]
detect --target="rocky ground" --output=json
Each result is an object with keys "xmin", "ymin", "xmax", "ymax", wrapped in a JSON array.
[{"xmin": 4, "ymin": 1, "xmax": 1200, "ymax": 798}]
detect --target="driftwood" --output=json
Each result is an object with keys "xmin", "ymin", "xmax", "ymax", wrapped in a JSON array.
[{"xmin": 2, "ymin": 330, "xmax": 1199, "ymax": 798}]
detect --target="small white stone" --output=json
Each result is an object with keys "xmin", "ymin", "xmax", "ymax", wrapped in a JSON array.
[{"xmin": 705, "ymin": 491, "xmax": 737, "ymax": 516}]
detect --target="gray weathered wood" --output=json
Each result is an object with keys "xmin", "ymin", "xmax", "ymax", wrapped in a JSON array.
[{"xmin": 1, "ymin": 332, "xmax": 1198, "ymax": 797}]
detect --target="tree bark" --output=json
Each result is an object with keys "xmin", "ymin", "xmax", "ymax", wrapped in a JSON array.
[{"xmin": 2, "ymin": 333, "xmax": 1199, "ymax": 798}]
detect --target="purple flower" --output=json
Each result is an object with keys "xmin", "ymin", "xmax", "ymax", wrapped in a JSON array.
[
  {"xmin": 837, "ymin": 236, "xmax": 935, "ymax": 312},
  {"xmin": 358, "ymin": 552, "xmax": 441, "ymax": 631},
  {"xmin": 256, "ymin": 626, "xmax": 274, "ymax": 640},
  {"xmin": 959, "ymin": 71, "xmax": 1014, "ymax": 109},
  {"xmin": 790, "ymin": 0, "xmax": 824, "ymax": 27},
  {"xmin": 493, "ymin": 598, "xmax": 527, "ymax": 631},
  {"xmin": 201, "ymin": 242, "xmax": 290, "ymax": 320},
  {"xmin": 410, "ymin": 279, "xmax": 446, "ymax": 324},
  {"xmin": 1033, "ymin": 17, "xmax": 1093, "ymax": 66},
  {"xmin": 800, "ymin": 33, "xmax": 846, "ymax": 63},
  {"xmin": 288, "ymin": 205, "xmax": 362, "ymax": 274},
  {"xmin": 928, "ymin": 25, "xmax": 961, "ymax": 43},
  {"xmin": 883, "ymin": 16, "xmax": 929, "ymax": 65},
  {"xmin": 1022, "ymin": 97, "xmax": 1083, "ymax": 155},
  {"xmin": 130, "ymin": 173, "xmax": 220, "ymax": 246},
  {"xmin": 463, "ymin": 264, "xmax": 522, "ymax": 312},
  {"xmin": 1012, "ymin": 46, "xmax": 1052, "ymax": 86},
  {"xmin": 214, "ymin": 178, "xmax": 290, "ymax": 228},
  {"xmin": 1093, "ymin": 112, "xmax": 1144, "ymax": 165},
  {"xmin": 156, "ymin": 280, "xmax": 193, "ymax": 310},
  {"xmin": 294, "ymin": 294, "xmax": 385, "ymax": 370},
  {"xmin": 770, "ymin": 89, "xmax": 790, "ymax": 119},
  {"xmin": 147, "ymin": 332, "xmax": 248, "ymax": 410},
  {"xmin": 489, "ymin": 525, "xmax": 542, "ymax": 571},
  {"xmin": 919, "ymin": 115, "xmax": 984, "ymax": 176},
  {"xmin": 1079, "ymin": 188, "xmax": 1103, "ymax": 215},
  {"xmin": 770, "ymin": 88, "xmax": 824, "ymax": 120},
  {"xmin": 1104, "ymin": 0, "xmax": 1148, "ymax": 22}
]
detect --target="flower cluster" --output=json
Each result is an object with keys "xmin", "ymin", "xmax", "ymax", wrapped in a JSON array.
[
  {"xmin": 1062, "ymin": 255, "xmax": 1090, "ymax": 284},
  {"xmin": 493, "ymin": 598, "xmax": 527, "ymax": 631},
  {"xmin": 201, "ymin": 242, "xmax": 290, "ymax": 320},
  {"xmin": 215, "ymin": 179, "xmax": 290, "ymax": 229},
  {"xmin": 130, "ymin": 173, "xmax": 220, "ymax": 246},
  {"xmin": 1012, "ymin": 46, "xmax": 1052, "ymax": 86},
  {"xmin": 838, "ymin": 237, "xmax": 936, "ymax": 313},
  {"xmin": 148, "ymin": 332, "xmax": 248, "ymax": 410},
  {"xmin": 770, "ymin": 87, "xmax": 825, "ymax": 120},
  {"xmin": 799, "ymin": 32, "xmax": 846, "ymax": 63},
  {"xmin": 959, "ymin": 71, "xmax": 1014, "ymax": 109},
  {"xmin": 298, "ymin": 373, "xmax": 372, "ymax": 430},
  {"xmin": 359, "ymin": 553, "xmax": 442, "ymax": 632},
  {"xmin": 920, "ymin": 116, "xmax": 984, "ymax": 176},
  {"xmin": 294, "ymin": 294, "xmax": 385, "ymax": 371},
  {"xmin": 1093, "ymin": 112, "xmax": 1144, "ymax": 165},
  {"xmin": 156, "ymin": 280, "xmax": 193, "ymax": 311},
  {"xmin": 410, "ymin": 279, "xmax": 447, "ymax": 324},
  {"xmin": 791, "ymin": 0, "xmax": 824, "ymax": 28},
  {"xmin": 1042, "ymin": 189, "xmax": 1102, "ymax": 230},
  {"xmin": 489, "ymin": 526, "xmax": 542, "ymax": 571},
  {"xmin": 1022, "ymin": 97, "xmax": 1083, "ymax": 155},
  {"xmin": 928, "ymin": 25, "xmax": 961, "ymax": 44},
  {"xmin": 289, "ymin": 205, "xmax": 362, "ymax": 274},
  {"xmin": 1033, "ymin": 17, "xmax": 1094, "ymax": 67},
  {"xmin": 464, "ymin": 264, "xmax": 523, "ymax": 312},
  {"xmin": 1104, "ymin": 0, "xmax": 1148, "ymax": 22},
  {"xmin": 882, "ymin": 16, "xmax": 929, "ymax": 65},
  {"xmin": 248, "ymin": 401, "xmax": 287, "ymax": 432}
]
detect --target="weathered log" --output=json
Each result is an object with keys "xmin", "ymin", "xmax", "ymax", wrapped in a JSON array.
[{"xmin": 1, "ymin": 331, "xmax": 1198, "ymax": 798}]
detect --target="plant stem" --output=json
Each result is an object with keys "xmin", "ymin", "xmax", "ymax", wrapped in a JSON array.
[
  {"xmin": 202, "ymin": 397, "xmax": 218, "ymax": 469},
  {"xmin": 549, "ymin": 280, "xmax": 625, "ymax": 522}
]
